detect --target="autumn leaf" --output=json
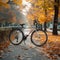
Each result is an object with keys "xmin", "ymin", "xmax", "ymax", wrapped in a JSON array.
[
  {"xmin": 0, "ymin": 2, "xmax": 10, "ymax": 8},
  {"xmin": 0, "ymin": 0, "xmax": 9, "ymax": 3},
  {"xmin": 26, "ymin": 0, "xmax": 54, "ymax": 24},
  {"xmin": 13, "ymin": 0, "xmax": 22, "ymax": 6}
]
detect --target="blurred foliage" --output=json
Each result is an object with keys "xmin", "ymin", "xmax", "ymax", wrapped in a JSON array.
[
  {"xmin": 0, "ymin": 0, "xmax": 22, "ymax": 50},
  {"xmin": 0, "ymin": 0, "xmax": 22, "ymax": 8},
  {"xmin": 0, "ymin": 30, "xmax": 10, "ymax": 50},
  {"xmin": 27, "ymin": 0, "xmax": 55, "ymax": 24}
]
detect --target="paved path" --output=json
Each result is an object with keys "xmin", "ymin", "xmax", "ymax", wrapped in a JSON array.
[{"xmin": 0, "ymin": 44, "xmax": 50, "ymax": 60}]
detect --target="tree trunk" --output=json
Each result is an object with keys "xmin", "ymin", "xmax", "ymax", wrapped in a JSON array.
[
  {"xmin": 43, "ymin": 0, "xmax": 47, "ymax": 31},
  {"xmin": 53, "ymin": 0, "xmax": 59, "ymax": 35},
  {"xmin": 44, "ymin": 22, "xmax": 47, "ymax": 31}
]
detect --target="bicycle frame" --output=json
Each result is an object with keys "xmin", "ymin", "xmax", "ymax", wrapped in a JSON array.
[
  {"xmin": 19, "ymin": 26, "xmax": 36, "ymax": 41},
  {"xmin": 9, "ymin": 24, "xmax": 48, "ymax": 46},
  {"xmin": 19, "ymin": 24, "xmax": 42, "ymax": 42},
  {"xmin": 22, "ymin": 29, "xmax": 33, "ymax": 40}
]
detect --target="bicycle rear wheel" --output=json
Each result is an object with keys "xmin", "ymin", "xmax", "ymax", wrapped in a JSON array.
[
  {"xmin": 9, "ymin": 29, "xmax": 24, "ymax": 45},
  {"xmin": 31, "ymin": 29, "xmax": 48, "ymax": 47}
]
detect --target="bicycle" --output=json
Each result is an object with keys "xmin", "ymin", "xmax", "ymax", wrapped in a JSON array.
[{"xmin": 9, "ymin": 24, "xmax": 48, "ymax": 47}]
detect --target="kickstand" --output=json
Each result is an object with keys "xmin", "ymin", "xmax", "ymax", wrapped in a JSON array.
[{"xmin": 23, "ymin": 40, "xmax": 26, "ymax": 45}]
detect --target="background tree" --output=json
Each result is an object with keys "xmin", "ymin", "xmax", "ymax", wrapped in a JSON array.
[
  {"xmin": 0, "ymin": 0, "xmax": 22, "ymax": 50},
  {"xmin": 27, "ymin": 0, "xmax": 54, "ymax": 28},
  {"xmin": 53, "ymin": 0, "xmax": 59, "ymax": 35},
  {"xmin": 43, "ymin": 0, "xmax": 47, "ymax": 31}
]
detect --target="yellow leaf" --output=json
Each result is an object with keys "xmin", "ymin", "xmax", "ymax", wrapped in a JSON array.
[
  {"xmin": 0, "ymin": 2, "xmax": 10, "ymax": 8},
  {"xmin": 13, "ymin": 0, "xmax": 22, "ymax": 6},
  {"xmin": 0, "ymin": 0, "xmax": 8, "ymax": 3}
]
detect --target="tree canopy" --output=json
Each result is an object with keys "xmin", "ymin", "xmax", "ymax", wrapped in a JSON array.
[{"xmin": 0, "ymin": 0, "xmax": 60, "ymax": 24}]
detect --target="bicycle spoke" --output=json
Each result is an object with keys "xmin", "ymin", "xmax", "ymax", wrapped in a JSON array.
[
  {"xmin": 31, "ymin": 30, "xmax": 47, "ymax": 47},
  {"xmin": 9, "ymin": 29, "xmax": 23, "ymax": 45}
]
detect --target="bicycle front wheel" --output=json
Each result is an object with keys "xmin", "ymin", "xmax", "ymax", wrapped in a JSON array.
[
  {"xmin": 9, "ymin": 29, "xmax": 24, "ymax": 45},
  {"xmin": 31, "ymin": 29, "xmax": 48, "ymax": 47}
]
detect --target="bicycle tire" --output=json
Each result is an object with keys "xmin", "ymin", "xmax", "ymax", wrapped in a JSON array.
[
  {"xmin": 9, "ymin": 29, "xmax": 24, "ymax": 45},
  {"xmin": 31, "ymin": 29, "xmax": 48, "ymax": 47}
]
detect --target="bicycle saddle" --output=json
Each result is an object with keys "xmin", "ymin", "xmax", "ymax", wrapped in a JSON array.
[{"xmin": 20, "ymin": 24, "xmax": 25, "ymax": 28}]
